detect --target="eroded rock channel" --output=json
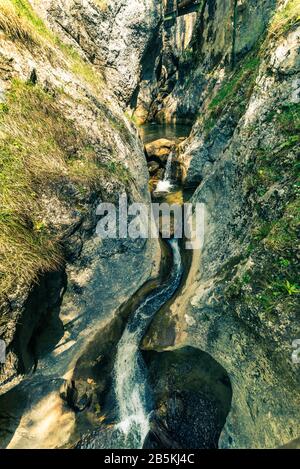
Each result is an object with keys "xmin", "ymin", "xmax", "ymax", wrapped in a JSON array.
[
  {"xmin": 73, "ymin": 125, "xmax": 232, "ymax": 450},
  {"xmin": 0, "ymin": 122, "xmax": 232, "ymax": 450}
]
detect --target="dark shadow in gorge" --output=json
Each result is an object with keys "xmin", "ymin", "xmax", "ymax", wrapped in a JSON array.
[
  {"xmin": 11, "ymin": 269, "xmax": 66, "ymax": 375},
  {"xmin": 0, "ymin": 382, "xmax": 27, "ymax": 449},
  {"xmin": 0, "ymin": 270, "xmax": 66, "ymax": 448},
  {"xmin": 142, "ymin": 346, "xmax": 232, "ymax": 449}
]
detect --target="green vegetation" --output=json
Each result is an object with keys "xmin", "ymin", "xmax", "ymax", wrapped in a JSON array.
[
  {"xmin": 245, "ymin": 102, "xmax": 300, "ymax": 197},
  {"xmin": 268, "ymin": 0, "xmax": 300, "ymax": 39},
  {"xmin": 219, "ymin": 58, "xmax": 299, "ymax": 323},
  {"xmin": 203, "ymin": 56, "xmax": 260, "ymax": 133},
  {"xmin": 232, "ymin": 160, "xmax": 299, "ymax": 320},
  {"xmin": 0, "ymin": 80, "xmax": 130, "ymax": 295},
  {"xmin": 277, "ymin": 102, "xmax": 300, "ymax": 134},
  {"xmin": 195, "ymin": 1, "xmax": 300, "ymax": 325},
  {"xmin": 284, "ymin": 280, "xmax": 300, "ymax": 295},
  {"xmin": 0, "ymin": 2, "xmax": 134, "ymax": 296},
  {"xmin": 0, "ymin": 1, "xmax": 37, "ymax": 44},
  {"xmin": 202, "ymin": 0, "xmax": 300, "ymax": 134},
  {"xmin": 242, "ymin": 99, "xmax": 299, "ymax": 316},
  {"xmin": 125, "ymin": 111, "xmax": 140, "ymax": 126},
  {"xmin": 265, "ymin": 201, "xmax": 299, "ymax": 253},
  {"xmin": 197, "ymin": 2, "xmax": 300, "ymax": 320},
  {"xmin": 209, "ymin": 58, "xmax": 259, "ymax": 111},
  {"xmin": 179, "ymin": 47, "xmax": 197, "ymax": 68}
]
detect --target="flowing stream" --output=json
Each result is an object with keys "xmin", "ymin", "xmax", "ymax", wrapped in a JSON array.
[
  {"xmin": 113, "ymin": 239, "xmax": 183, "ymax": 448},
  {"xmin": 0, "ymin": 124, "xmax": 190, "ymax": 450}
]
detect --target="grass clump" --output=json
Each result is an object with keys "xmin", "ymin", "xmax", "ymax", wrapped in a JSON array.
[
  {"xmin": 245, "ymin": 101, "xmax": 300, "ymax": 196},
  {"xmin": 225, "ymin": 206, "xmax": 299, "ymax": 318},
  {"xmin": 264, "ymin": 201, "xmax": 299, "ymax": 252},
  {"xmin": 203, "ymin": 56, "xmax": 260, "ymax": 133},
  {"xmin": 208, "ymin": 57, "xmax": 259, "ymax": 111},
  {"xmin": 0, "ymin": 79, "xmax": 130, "ymax": 295},
  {"xmin": 93, "ymin": 0, "xmax": 108, "ymax": 12},
  {"xmin": 242, "ymin": 191, "xmax": 299, "ymax": 319},
  {"xmin": 0, "ymin": 80, "xmax": 77, "ymax": 293},
  {"xmin": 268, "ymin": 0, "xmax": 300, "ymax": 39},
  {"xmin": 1, "ymin": 0, "xmax": 104, "ymax": 93},
  {"xmin": 0, "ymin": 0, "xmax": 37, "ymax": 45},
  {"xmin": 276, "ymin": 102, "xmax": 300, "ymax": 134}
]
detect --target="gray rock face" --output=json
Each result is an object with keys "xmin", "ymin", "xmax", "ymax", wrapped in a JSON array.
[
  {"xmin": 156, "ymin": 0, "xmax": 277, "ymax": 122},
  {"xmin": 143, "ymin": 0, "xmax": 300, "ymax": 449},
  {"xmin": 0, "ymin": 0, "xmax": 160, "ymax": 444},
  {"xmin": 34, "ymin": 0, "xmax": 162, "ymax": 105},
  {"xmin": 1, "ymin": 0, "xmax": 299, "ymax": 451}
]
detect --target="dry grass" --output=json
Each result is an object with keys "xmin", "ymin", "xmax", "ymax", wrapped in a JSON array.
[
  {"xmin": 268, "ymin": 0, "xmax": 300, "ymax": 39},
  {"xmin": 93, "ymin": 0, "xmax": 109, "ymax": 12},
  {"xmin": 0, "ymin": 0, "xmax": 37, "ymax": 44},
  {"xmin": 0, "ymin": 80, "xmax": 94, "ymax": 294},
  {"xmin": 0, "ymin": 2, "xmax": 128, "ymax": 296},
  {"xmin": 0, "ymin": 79, "xmax": 132, "ymax": 295},
  {"xmin": 0, "ymin": 0, "xmax": 105, "ymax": 94}
]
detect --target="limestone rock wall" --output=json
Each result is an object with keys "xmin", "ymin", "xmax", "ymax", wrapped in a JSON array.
[
  {"xmin": 156, "ymin": 0, "xmax": 277, "ymax": 121},
  {"xmin": 143, "ymin": 0, "xmax": 300, "ymax": 448},
  {"xmin": 31, "ymin": 0, "xmax": 162, "ymax": 106},
  {"xmin": 0, "ymin": 0, "xmax": 160, "ymax": 398}
]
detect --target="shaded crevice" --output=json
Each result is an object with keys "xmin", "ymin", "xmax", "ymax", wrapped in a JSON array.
[
  {"xmin": 11, "ymin": 269, "xmax": 67, "ymax": 375},
  {"xmin": 142, "ymin": 346, "xmax": 232, "ymax": 449}
]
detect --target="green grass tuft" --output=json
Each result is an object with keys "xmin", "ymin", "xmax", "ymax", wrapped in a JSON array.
[
  {"xmin": 268, "ymin": 0, "xmax": 300, "ymax": 39},
  {"xmin": 1, "ymin": 0, "xmax": 104, "ymax": 93},
  {"xmin": 209, "ymin": 57, "xmax": 260, "ymax": 112},
  {"xmin": 203, "ymin": 56, "xmax": 260, "ymax": 133},
  {"xmin": 0, "ymin": 80, "xmax": 130, "ymax": 295},
  {"xmin": 0, "ymin": 0, "xmax": 38, "ymax": 45}
]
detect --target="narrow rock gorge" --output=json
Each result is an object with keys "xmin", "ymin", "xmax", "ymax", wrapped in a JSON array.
[{"xmin": 0, "ymin": 0, "xmax": 299, "ymax": 450}]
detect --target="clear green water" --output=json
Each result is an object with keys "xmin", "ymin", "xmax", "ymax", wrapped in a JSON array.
[{"xmin": 139, "ymin": 122, "xmax": 192, "ymax": 144}]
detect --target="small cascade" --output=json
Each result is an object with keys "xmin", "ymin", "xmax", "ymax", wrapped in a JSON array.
[
  {"xmin": 113, "ymin": 239, "xmax": 183, "ymax": 448},
  {"xmin": 155, "ymin": 150, "xmax": 174, "ymax": 194},
  {"xmin": 164, "ymin": 150, "xmax": 173, "ymax": 181}
]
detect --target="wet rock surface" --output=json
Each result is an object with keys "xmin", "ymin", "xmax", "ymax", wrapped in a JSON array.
[
  {"xmin": 145, "ymin": 137, "xmax": 185, "ymax": 189},
  {"xmin": 145, "ymin": 138, "xmax": 176, "ymax": 161}
]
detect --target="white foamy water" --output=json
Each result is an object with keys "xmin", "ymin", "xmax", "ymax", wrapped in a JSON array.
[
  {"xmin": 155, "ymin": 179, "xmax": 173, "ymax": 193},
  {"xmin": 114, "ymin": 239, "xmax": 182, "ymax": 448}
]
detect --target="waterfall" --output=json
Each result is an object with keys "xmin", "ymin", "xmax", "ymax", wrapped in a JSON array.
[
  {"xmin": 164, "ymin": 150, "xmax": 173, "ymax": 182},
  {"xmin": 155, "ymin": 150, "xmax": 174, "ymax": 194},
  {"xmin": 113, "ymin": 239, "xmax": 183, "ymax": 449}
]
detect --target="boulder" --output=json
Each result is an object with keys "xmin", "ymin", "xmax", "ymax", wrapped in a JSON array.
[
  {"xmin": 147, "ymin": 160, "xmax": 160, "ymax": 175},
  {"xmin": 145, "ymin": 138, "xmax": 176, "ymax": 162}
]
